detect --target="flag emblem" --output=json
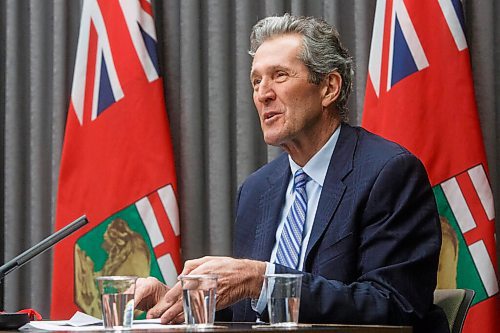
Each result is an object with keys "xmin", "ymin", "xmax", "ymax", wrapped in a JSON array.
[
  {"xmin": 434, "ymin": 165, "xmax": 498, "ymax": 302},
  {"xmin": 74, "ymin": 184, "xmax": 180, "ymax": 317}
]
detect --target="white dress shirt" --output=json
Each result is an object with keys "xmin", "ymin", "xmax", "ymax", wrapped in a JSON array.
[{"xmin": 252, "ymin": 124, "xmax": 341, "ymax": 315}]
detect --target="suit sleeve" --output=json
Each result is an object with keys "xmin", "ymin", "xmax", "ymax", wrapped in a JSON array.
[{"xmin": 275, "ymin": 152, "xmax": 441, "ymax": 326}]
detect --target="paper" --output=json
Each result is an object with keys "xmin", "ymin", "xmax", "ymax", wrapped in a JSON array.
[
  {"xmin": 19, "ymin": 312, "xmax": 190, "ymax": 331},
  {"xmin": 66, "ymin": 312, "xmax": 102, "ymax": 326}
]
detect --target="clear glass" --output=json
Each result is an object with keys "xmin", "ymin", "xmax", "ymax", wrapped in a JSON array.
[
  {"xmin": 96, "ymin": 276, "xmax": 137, "ymax": 329},
  {"xmin": 179, "ymin": 274, "xmax": 218, "ymax": 327},
  {"xmin": 265, "ymin": 273, "xmax": 302, "ymax": 327}
]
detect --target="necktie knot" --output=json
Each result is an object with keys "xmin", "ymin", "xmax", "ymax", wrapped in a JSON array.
[{"xmin": 294, "ymin": 169, "xmax": 309, "ymax": 190}]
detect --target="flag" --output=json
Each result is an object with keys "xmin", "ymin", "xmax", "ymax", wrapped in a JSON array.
[
  {"xmin": 51, "ymin": 0, "xmax": 181, "ymax": 319},
  {"xmin": 362, "ymin": 0, "xmax": 499, "ymax": 332}
]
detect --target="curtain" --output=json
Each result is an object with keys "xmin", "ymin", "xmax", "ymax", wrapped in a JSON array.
[{"xmin": 1, "ymin": 0, "xmax": 499, "ymax": 317}]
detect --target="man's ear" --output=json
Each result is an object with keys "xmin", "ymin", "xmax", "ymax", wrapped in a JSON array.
[{"xmin": 321, "ymin": 71, "xmax": 342, "ymax": 109}]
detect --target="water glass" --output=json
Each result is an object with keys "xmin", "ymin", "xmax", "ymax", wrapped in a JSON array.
[
  {"xmin": 265, "ymin": 273, "xmax": 302, "ymax": 326},
  {"xmin": 96, "ymin": 276, "xmax": 137, "ymax": 329},
  {"xmin": 179, "ymin": 274, "xmax": 218, "ymax": 327}
]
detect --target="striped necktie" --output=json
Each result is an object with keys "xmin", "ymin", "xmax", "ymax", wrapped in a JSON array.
[{"xmin": 275, "ymin": 169, "xmax": 310, "ymax": 269}]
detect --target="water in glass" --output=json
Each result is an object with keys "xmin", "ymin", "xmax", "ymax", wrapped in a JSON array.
[
  {"xmin": 101, "ymin": 293, "xmax": 134, "ymax": 329},
  {"xmin": 268, "ymin": 296, "xmax": 300, "ymax": 326},
  {"xmin": 182, "ymin": 288, "xmax": 216, "ymax": 327}
]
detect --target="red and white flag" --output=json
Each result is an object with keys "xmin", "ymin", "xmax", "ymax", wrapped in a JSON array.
[
  {"xmin": 51, "ymin": 0, "xmax": 181, "ymax": 319},
  {"xmin": 362, "ymin": 0, "xmax": 499, "ymax": 332}
]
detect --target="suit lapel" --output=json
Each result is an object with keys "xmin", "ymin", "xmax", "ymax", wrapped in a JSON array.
[
  {"xmin": 252, "ymin": 155, "xmax": 291, "ymax": 261},
  {"xmin": 305, "ymin": 124, "xmax": 357, "ymax": 259}
]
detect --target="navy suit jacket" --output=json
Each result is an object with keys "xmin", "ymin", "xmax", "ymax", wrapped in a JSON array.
[{"xmin": 227, "ymin": 124, "xmax": 448, "ymax": 333}]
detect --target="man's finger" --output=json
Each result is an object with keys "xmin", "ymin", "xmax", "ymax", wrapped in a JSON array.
[
  {"xmin": 165, "ymin": 281, "xmax": 183, "ymax": 303},
  {"xmin": 134, "ymin": 277, "xmax": 166, "ymax": 311},
  {"xmin": 146, "ymin": 299, "xmax": 173, "ymax": 319},
  {"xmin": 160, "ymin": 300, "xmax": 184, "ymax": 324},
  {"xmin": 180, "ymin": 256, "xmax": 217, "ymax": 275},
  {"xmin": 146, "ymin": 280, "xmax": 183, "ymax": 320},
  {"xmin": 134, "ymin": 277, "xmax": 153, "ymax": 310},
  {"xmin": 180, "ymin": 258, "xmax": 203, "ymax": 275},
  {"xmin": 171, "ymin": 311, "xmax": 185, "ymax": 325}
]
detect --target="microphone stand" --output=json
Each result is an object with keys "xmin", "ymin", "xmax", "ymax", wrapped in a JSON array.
[{"xmin": 0, "ymin": 215, "xmax": 88, "ymax": 329}]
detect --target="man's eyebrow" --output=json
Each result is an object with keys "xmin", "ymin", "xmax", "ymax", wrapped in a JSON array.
[
  {"xmin": 272, "ymin": 65, "xmax": 290, "ymax": 71},
  {"xmin": 250, "ymin": 69, "xmax": 258, "ymax": 79},
  {"xmin": 250, "ymin": 65, "xmax": 290, "ymax": 79}
]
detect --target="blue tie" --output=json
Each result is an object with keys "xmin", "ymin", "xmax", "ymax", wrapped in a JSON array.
[{"xmin": 275, "ymin": 169, "xmax": 310, "ymax": 269}]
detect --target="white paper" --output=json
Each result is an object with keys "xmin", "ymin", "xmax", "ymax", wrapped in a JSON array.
[
  {"xmin": 19, "ymin": 312, "xmax": 189, "ymax": 331},
  {"xmin": 67, "ymin": 312, "xmax": 102, "ymax": 326},
  {"xmin": 20, "ymin": 321, "xmax": 102, "ymax": 331}
]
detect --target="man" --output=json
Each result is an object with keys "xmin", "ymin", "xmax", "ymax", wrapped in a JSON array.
[{"xmin": 135, "ymin": 14, "xmax": 448, "ymax": 332}]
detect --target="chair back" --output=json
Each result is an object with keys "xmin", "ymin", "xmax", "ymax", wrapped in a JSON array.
[{"xmin": 433, "ymin": 288, "xmax": 475, "ymax": 333}]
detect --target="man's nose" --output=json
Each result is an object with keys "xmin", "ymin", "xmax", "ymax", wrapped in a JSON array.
[{"xmin": 256, "ymin": 80, "xmax": 276, "ymax": 103}]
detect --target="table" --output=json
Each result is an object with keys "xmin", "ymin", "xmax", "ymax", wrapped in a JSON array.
[
  {"xmin": 219, "ymin": 322, "xmax": 412, "ymax": 332},
  {"xmin": 2, "ymin": 321, "xmax": 412, "ymax": 333}
]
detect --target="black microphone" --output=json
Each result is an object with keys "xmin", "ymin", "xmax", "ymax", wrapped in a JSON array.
[
  {"xmin": 0, "ymin": 215, "xmax": 89, "ymax": 329},
  {"xmin": 0, "ymin": 215, "xmax": 88, "ymax": 280}
]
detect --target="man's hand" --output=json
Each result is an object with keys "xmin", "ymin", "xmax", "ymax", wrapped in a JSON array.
[
  {"xmin": 182, "ymin": 256, "xmax": 266, "ymax": 308},
  {"xmin": 148, "ymin": 256, "xmax": 266, "ymax": 324},
  {"xmin": 134, "ymin": 276, "xmax": 172, "ymax": 319}
]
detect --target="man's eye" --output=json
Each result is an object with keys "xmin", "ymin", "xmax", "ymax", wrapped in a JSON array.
[
  {"xmin": 275, "ymin": 72, "xmax": 288, "ymax": 81},
  {"xmin": 252, "ymin": 79, "xmax": 261, "ymax": 87}
]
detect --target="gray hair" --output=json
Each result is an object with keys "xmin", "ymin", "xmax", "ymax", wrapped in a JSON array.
[{"xmin": 249, "ymin": 14, "xmax": 353, "ymax": 120}]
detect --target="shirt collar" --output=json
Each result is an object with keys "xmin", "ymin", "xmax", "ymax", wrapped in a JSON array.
[{"xmin": 288, "ymin": 124, "xmax": 341, "ymax": 187}]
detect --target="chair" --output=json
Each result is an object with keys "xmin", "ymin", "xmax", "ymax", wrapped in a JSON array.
[{"xmin": 433, "ymin": 288, "xmax": 475, "ymax": 333}]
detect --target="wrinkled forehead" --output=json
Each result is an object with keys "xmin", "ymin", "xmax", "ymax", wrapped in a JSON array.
[{"xmin": 250, "ymin": 34, "xmax": 304, "ymax": 76}]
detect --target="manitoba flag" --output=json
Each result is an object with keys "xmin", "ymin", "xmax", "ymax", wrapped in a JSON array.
[
  {"xmin": 51, "ymin": 0, "xmax": 181, "ymax": 319},
  {"xmin": 362, "ymin": 0, "xmax": 499, "ymax": 332}
]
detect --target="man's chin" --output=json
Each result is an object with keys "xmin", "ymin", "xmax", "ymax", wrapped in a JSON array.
[
  {"xmin": 263, "ymin": 137, "xmax": 281, "ymax": 147},
  {"xmin": 262, "ymin": 130, "xmax": 284, "ymax": 145}
]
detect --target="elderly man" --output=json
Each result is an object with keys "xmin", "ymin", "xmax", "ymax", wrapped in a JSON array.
[{"xmin": 134, "ymin": 14, "xmax": 448, "ymax": 333}]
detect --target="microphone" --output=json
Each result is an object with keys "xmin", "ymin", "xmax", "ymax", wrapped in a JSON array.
[
  {"xmin": 0, "ymin": 215, "xmax": 88, "ymax": 328},
  {"xmin": 0, "ymin": 215, "xmax": 88, "ymax": 280}
]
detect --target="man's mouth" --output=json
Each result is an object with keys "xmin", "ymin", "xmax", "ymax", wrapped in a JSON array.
[{"xmin": 263, "ymin": 111, "xmax": 280, "ymax": 121}]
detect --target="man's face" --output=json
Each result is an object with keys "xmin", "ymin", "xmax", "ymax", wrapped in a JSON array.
[{"xmin": 250, "ymin": 34, "xmax": 327, "ymax": 148}]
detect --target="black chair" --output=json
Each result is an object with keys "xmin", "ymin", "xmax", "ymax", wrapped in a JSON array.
[{"xmin": 433, "ymin": 288, "xmax": 475, "ymax": 333}]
